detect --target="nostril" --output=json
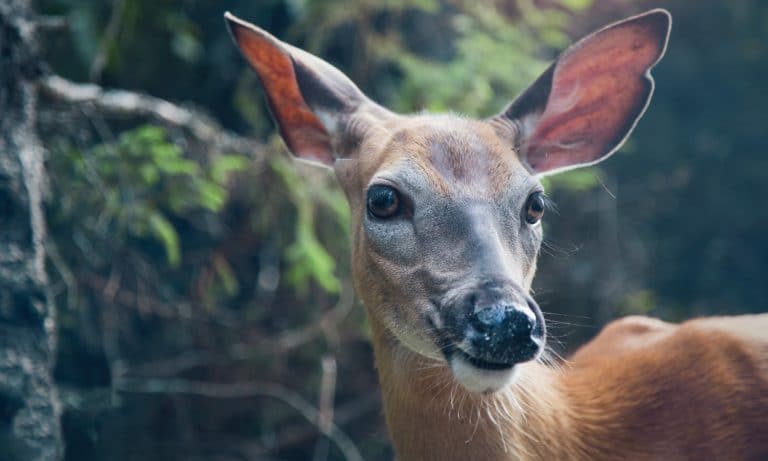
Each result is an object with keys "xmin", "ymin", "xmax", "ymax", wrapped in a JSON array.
[
  {"xmin": 469, "ymin": 304, "xmax": 536, "ymax": 337},
  {"xmin": 469, "ymin": 304, "xmax": 505, "ymax": 332},
  {"xmin": 505, "ymin": 308, "xmax": 535, "ymax": 338}
]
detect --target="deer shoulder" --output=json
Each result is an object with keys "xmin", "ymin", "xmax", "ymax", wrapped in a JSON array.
[{"xmin": 563, "ymin": 314, "xmax": 768, "ymax": 461}]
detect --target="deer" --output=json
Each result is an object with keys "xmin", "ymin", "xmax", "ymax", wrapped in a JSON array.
[{"xmin": 224, "ymin": 8, "xmax": 768, "ymax": 461}]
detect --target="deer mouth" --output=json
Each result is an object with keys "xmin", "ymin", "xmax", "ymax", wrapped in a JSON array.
[
  {"xmin": 443, "ymin": 344, "xmax": 521, "ymax": 394},
  {"xmin": 427, "ymin": 320, "xmax": 519, "ymax": 393},
  {"xmin": 442, "ymin": 343, "xmax": 517, "ymax": 371},
  {"xmin": 426, "ymin": 307, "xmax": 543, "ymax": 393}
]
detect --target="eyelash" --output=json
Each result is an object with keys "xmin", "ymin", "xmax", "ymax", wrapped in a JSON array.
[{"xmin": 538, "ymin": 193, "xmax": 556, "ymax": 212}]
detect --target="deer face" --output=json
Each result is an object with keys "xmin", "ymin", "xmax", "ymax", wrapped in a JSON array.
[
  {"xmin": 226, "ymin": 9, "xmax": 670, "ymax": 393},
  {"xmin": 338, "ymin": 115, "xmax": 547, "ymax": 392}
]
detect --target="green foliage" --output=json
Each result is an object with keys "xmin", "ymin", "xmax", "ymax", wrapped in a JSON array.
[
  {"xmin": 541, "ymin": 168, "xmax": 601, "ymax": 192},
  {"xmin": 294, "ymin": 0, "xmax": 588, "ymax": 117},
  {"xmin": 39, "ymin": 0, "xmax": 768, "ymax": 459},
  {"xmin": 289, "ymin": 0, "xmax": 600, "ymax": 197},
  {"xmin": 270, "ymin": 155, "xmax": 347, "ymax": 294},
  {"xmin": 387, "ymin": 16, "xmax": 547, "ymax": 114},
  {"xmin": 619, "ymin": 289, "xmax": 657, "ymax": 315},
  {"xmin": 558, "ymin": 0, "xmax": 593, "ymax": 12},
  {"xmin": 50, "ymin": 125, "xmax": 247, "ymax": 267}
]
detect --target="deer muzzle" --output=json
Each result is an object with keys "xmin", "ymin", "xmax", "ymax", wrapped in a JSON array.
[{"xmin": 434, "ymin": 281, "xmax": 546, "ymax": 392}]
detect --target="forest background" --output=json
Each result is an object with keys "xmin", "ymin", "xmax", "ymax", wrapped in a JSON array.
[{"xmin": 1, "ymin": 0, "xmax": 766, "ymax": 460}]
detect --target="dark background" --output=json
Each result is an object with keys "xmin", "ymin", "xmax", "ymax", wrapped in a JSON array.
[{"xmin": 26, "ymin": 0, "xmax": 768, "ymax": 459}]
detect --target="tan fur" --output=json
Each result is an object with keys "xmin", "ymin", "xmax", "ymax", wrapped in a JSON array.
[
  {"xmin": 342, "ymin": 113, "xmax": 768, "ymax": 461},
  {"xmin": 226, "ymin": 11, "xmax": 768, "ymax": 460},
  {"xmin": 350, "ymin": 114, "xmax": 522, "ymax": 198},
  {"xmin": 370, "ymin": 314, "xmax": 768, "ymax": 461}
]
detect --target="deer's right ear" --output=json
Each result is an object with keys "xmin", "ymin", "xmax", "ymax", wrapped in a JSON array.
[{"xmin": 225, "ymin": 12, "xmax": 382, "ymax": 167}]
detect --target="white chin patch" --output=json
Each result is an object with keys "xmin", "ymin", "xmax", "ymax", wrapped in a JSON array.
[{"xmin": 450, "ymin": 355, "xmax": 518, "ymax": 394}]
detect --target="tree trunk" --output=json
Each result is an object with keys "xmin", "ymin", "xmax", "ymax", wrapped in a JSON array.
[{"xmin": 0, "ymin": 0, "xmax": 63, "ymax": 459}]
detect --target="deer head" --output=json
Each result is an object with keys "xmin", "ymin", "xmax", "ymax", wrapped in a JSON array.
[{"xmin": 225, "ymin": 9, "xmax": 670, "ymax": 394}]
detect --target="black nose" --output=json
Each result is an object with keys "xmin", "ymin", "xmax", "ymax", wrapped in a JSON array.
[{"xmin": 466, "ymin": 302, "xmax": 540, "ymax": 365}]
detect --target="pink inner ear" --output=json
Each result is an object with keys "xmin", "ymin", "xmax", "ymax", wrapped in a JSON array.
[
  {"xmin": 525, "ymin": 13, "xmax": 669, "ymax": 173},
  {"xmin": 231, "ymin": 24, "xmax": 335, "ymax": 165}
]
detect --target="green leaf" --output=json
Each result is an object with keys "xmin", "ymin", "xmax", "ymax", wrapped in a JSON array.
[
  {"xmin": 155, "ymin": 156, "xmax": 198, "ymax": 175},
  {"xmin": 544, "ymin": 169, "xmax": 601, "ymax": 192},
  {"xmin": 148, "ymin": 212, "xmax": 181, "ymax": 267},
  {"xmin": 139, "ymin": 164, "xmax": 160, "ymax": 185},
  {"xmin": 285, "ymin": 231, "xmax": 340, "ymax": 293},
  {"xmin": 213, "ymin": 255, "xmax": 239, "ymax": 296},
  {"xmin": 196, "ymin": 181, "xmax": 227, "ymax": 212},
  {"xmin": 558, "ymin": 0, "xmax": 593, "ymax": 12},
  {"xmin": 133, "ymin": 125, "xmax": 166, "ymax": 144},
  {"xmin": 211, "ymin": 155, "xmax": 248, "ymax": 184},
  {"xmin": 620, "ymin": 290, "xmax": 657, "ymax": 315}
]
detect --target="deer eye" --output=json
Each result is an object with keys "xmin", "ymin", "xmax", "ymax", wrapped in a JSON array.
[
  {"xmin": 367, "ymin": 185, "xmax": 401, "ymax": 219},
  {"xmin": 524, "ymin": 191, "xmax": 546, "ymax": 225}
]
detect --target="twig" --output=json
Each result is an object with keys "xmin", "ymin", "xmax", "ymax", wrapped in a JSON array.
[
  {"xmin": 263, "ymin": 392, "xmax": 379, "ymax": 456},
  {"xmin": 314, "ymin": 355, "xmax": 338, "ymax": 461},
  {"xmin": 39, "ymin": 74, "xmax": 264, "ymax": 157},
  {"xmin": 89, "ymin": 0, "xmax": 126, "ymax": 82},
  {"xmin": 123, "ymin": 281, "xmax": 357, "ymax": 377},
  {"xmin": 114, "ymin": 377, "xmax": 364, "ymax": 461},
  {"xmin": 81, "ymin": 274, "xmax": 230, "ymax": 325},
  {"xmin": 275, "ymin": 282, "xmax": 356, "ymax": 351},
  {"xmin": 34, "ymin": 15, "xmax": 68, "ymax": 31},
  {"xmin": 317, "ymin": 356, "xmax": 337, "ymax": 435},
  {"xmin": 45, "ymin": 238, "xmax": 78, "ymax": 314},
  {"xmin": 57, "ymin": 383, "xmax": 379, "ymax": 457}
]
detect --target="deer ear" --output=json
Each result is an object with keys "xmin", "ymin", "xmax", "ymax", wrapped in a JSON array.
[
  {"xmin": 225, "ymin": 12, "xmax": 382, "ymax": 167},
  {"xmin": 494, "ymin": 9, "xmax": 671, "ymax": 175}
]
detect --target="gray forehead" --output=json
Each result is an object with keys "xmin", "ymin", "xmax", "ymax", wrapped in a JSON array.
[
  {"xmin": 364, "ymin": 140, "xmax": 543, "ymax": 284},
  {"xmin": 373, "ymin": 149, "xmax": 536, "ymax": 204},
  {"xmin": 371, "ymin": 153, "xmax": 540, "ymax": 243},
  {"xmin": 426, "ymin": 129, "xmax": 495, "ymax": 186}
]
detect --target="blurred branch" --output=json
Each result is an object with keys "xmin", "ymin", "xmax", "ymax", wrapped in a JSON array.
[
  {"xmin": 270, "ymin": 391, "xmax": 378, "ymax": 455},
  {"xmin": 317, "ymin": 356, "xmax": 337, "ymax": 435},
  {"xmin": 114, "ymin": 377, "xmax": 364, "ymax": 461},
  {"xmin": 82, "ymin": 273, "xmax": 234, "ymax": 326},
  {"xmin": 275, "ymin": 281, "xmax": 355, "ymax": 351},
  {"xmin": 46, "ymin": 237, "xmax": 78, "ymax": 313},
  {"xmin": 122, "ymin": 281, "xmax": 357, "ymax": 377},
  {"xmin": 34, "ymin": 15, "xmax": 68, "ymax": 31},
  {"xmin": 40, "ymin": 74, "xmax": 264, "ymax": 157},
  {"xmin": 90, "ymin": 0, "xmax": 126, "ymax": 82},
  {"xmin": 58, "ymin": 383, "xmax": 380, "ymax": 457},
  {"xmin": 314, "ymin": 355, "xmax": 337, "ymax": 461}
]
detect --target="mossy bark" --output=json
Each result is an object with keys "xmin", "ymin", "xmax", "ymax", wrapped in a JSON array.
[{"xmin": 0, "ymin": 0, "xmax": 63, "ymax": 459}]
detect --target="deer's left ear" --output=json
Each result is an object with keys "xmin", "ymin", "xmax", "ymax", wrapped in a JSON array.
[{"xmin": 494, "ymin": 9, "xmax": 671, "ymax": 175}]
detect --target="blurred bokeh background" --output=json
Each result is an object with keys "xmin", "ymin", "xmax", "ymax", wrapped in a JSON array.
[{"xmin": 25, "ymin": 0, "xmax": 768, "ymax": 459}]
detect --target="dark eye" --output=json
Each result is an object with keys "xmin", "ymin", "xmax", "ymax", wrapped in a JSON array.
[
  {"xmin": 524, "ymin": 192, "xmax": 546, "ymax": 225},
  {"xmin": 367, "ymin": 185, "xmax": 400, "ymax": 219}
]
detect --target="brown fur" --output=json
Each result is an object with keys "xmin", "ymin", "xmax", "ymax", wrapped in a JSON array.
[
  {"xmin": 354, "ymin": 115, "xmax": 522, "ymax": 197},
  {"xmin": 226, "ymin": 10, "xmax": 768, "ymax": 461},
  {"xmin": 370, "ymin": 314, "xmax": 768, "ymax": 460},
  {"xmin": 347, "ymin": 116, "xmax": 768, "ymax": 460}
]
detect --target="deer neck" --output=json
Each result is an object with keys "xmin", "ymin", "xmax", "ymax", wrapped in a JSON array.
[{"xmin": 369, "ymin": 318, "xmax": 582, "ymax": 461}]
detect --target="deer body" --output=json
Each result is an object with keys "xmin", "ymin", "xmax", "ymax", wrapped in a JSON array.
[
  {"xmin": 374, "ymin": 315, "xmax": 768, "ymax": 460},
  {"xmin": 225, "ymin": 9, "xmax": 768, "ymax": 460}
]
